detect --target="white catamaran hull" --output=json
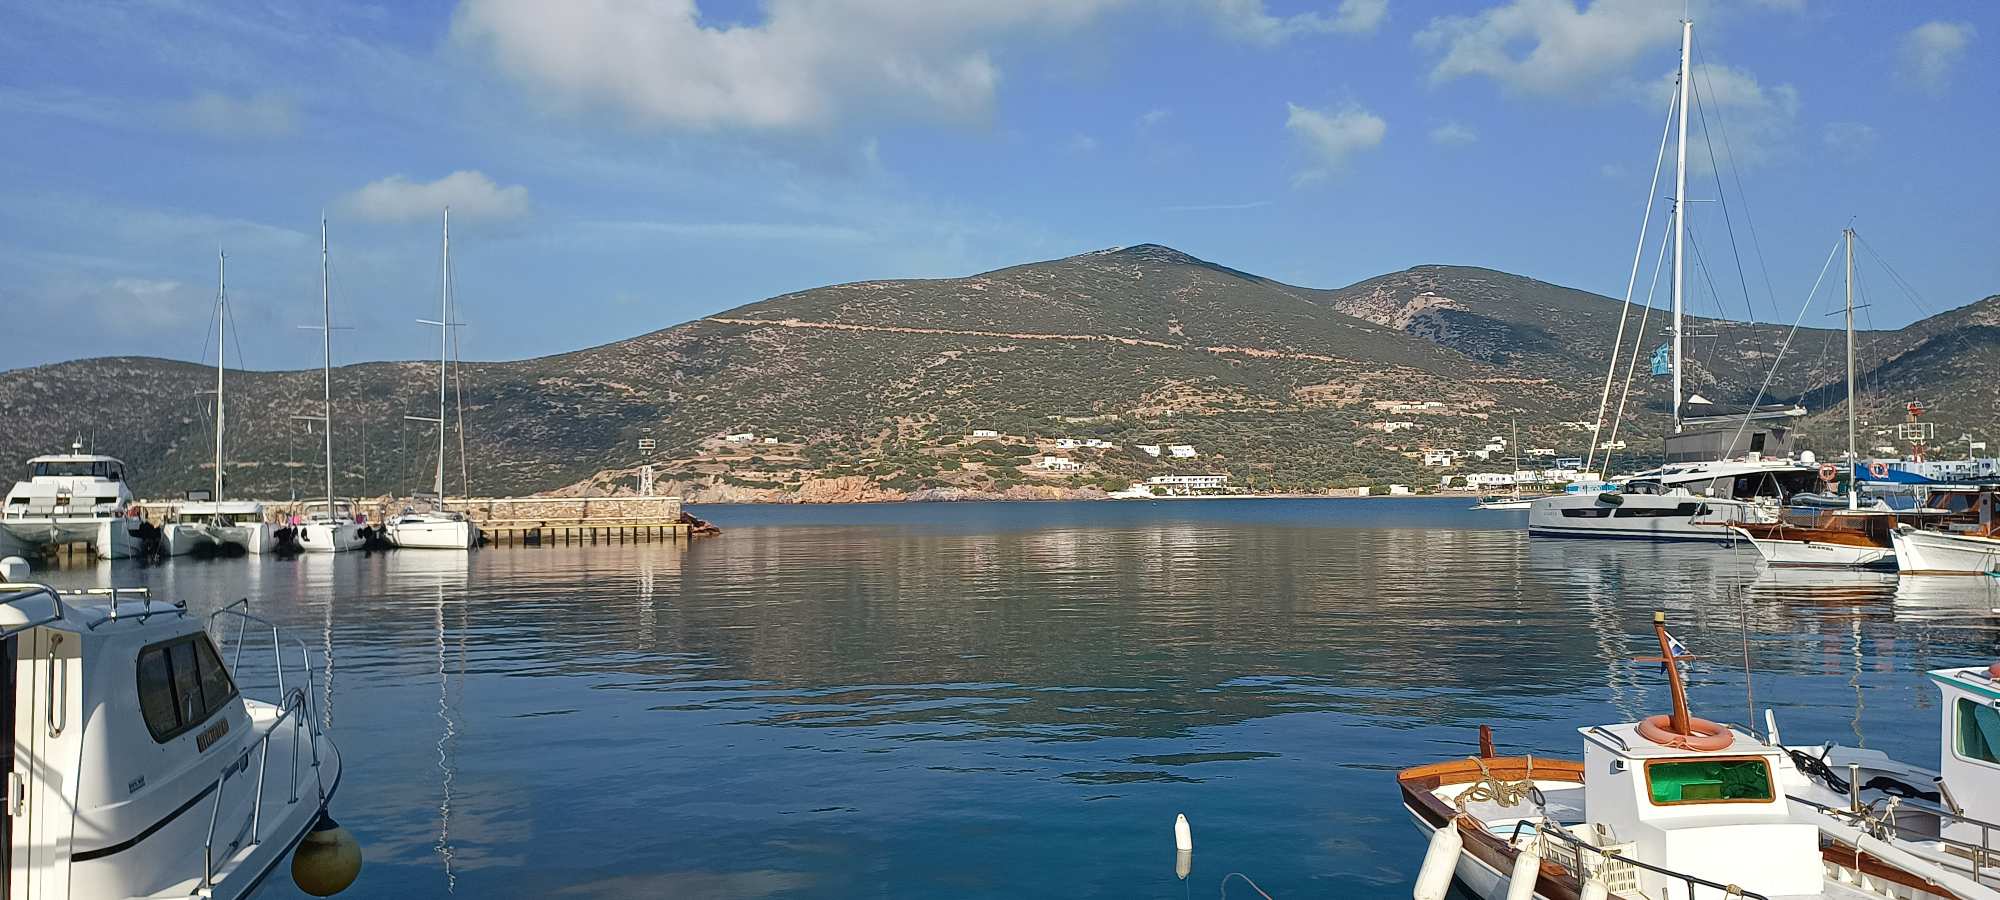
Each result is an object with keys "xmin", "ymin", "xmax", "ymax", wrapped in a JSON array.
[
  {"xmin": 0, "ymin": 517, "xmax": 143, "ymax": 558},
  {"xmin": 1527, "ymin": 494, "xmax": 1757, "ymax": 542},
  {"xmin": 388, "ymin": 518, "xmax": 479, "ymax": 550},
  {"xmin": 159, "ymin": 523, "xmax": 217, "ymax": 556},
  {"xmin": 298, "ymin": 521, "xmax": 364, "ymax": 553},
  {"xmin": 1734, "ymin": 530, "xmax": 1895, "ymax": 569},
  {"xmin": 178, "ymin": 521, "xmax": 276, "ymax": 555},
  {"xmin": 1892, "ymin": 528, "xmax": 2000, "ymax": 575}
]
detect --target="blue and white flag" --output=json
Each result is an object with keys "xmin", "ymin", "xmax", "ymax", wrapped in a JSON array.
[
  {"xmin": 1661, "ymin": 631, "xmax": 1689, "ymax": 674},
  {"xmin": 1650, "ymin": 344, "xmax": 1671, "ymax": 377}
]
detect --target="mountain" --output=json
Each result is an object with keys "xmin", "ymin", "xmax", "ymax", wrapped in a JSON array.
[{"xmin": 2, "ymin": 244, "xmax": 1993, "ymax": 502}]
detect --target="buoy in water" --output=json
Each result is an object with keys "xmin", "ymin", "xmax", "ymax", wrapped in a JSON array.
[
  {"xmin": 0, "ymin": 557, "xmax": 27, "ymax": 582},
  {"xmin": 1505, "ymin": 846, "xmax": 1541, "ymax": 900},
  {"xmin": 1175, "ymin": 848, "xmax": 1192, "ymax": 881},
  {"xmin": 1174, "ymin": 813, "xmax": 1192, "ymax": 852},
  {"xmin": 292, "ymin": 813, "xmax": 363, "ymax": 896},
  {"xmin": 1413, "ymin": 821, "xmax": 1462, "ymax": 900}
]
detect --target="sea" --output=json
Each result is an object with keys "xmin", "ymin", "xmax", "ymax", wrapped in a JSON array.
[{"xmin": 36, "ymin": 497, "xmax": 2000, "ymax": 898}]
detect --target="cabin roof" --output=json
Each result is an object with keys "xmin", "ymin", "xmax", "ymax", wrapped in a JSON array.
[
  {"xmin": 25, "ymin": 454, "xmax": 126, "ymax": 465},
  {"xmin": 1580, "ymin": 721, "xmax": 1774, "ymax": 759}
]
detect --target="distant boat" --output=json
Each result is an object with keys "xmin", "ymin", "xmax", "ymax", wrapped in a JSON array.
[
  {"xmin": 297, "ymin": 217, "xmax": 364, "ymax": 553},
  {"xmin": 1891, "ymin": 493, "xmax": 2000, "ymax": 575},
  {"xmin": 1528, "ymin": 19, "xmax": 1815, "ymax": 542},
  {"xmin": 389, "ymin": 208, "xmax": 482, "ymax": 551},
  {"xmin": 164, "ymin": 252, "xmax": 276, "ymax": 555}
]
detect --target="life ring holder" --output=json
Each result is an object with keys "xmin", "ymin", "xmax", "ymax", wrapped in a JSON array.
[{"xmin": 1867, "ymin": 461, "xmax": 1890, "ymax": 479}]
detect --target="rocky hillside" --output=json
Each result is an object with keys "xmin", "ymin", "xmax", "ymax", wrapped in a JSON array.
[{"xmin": 2, "ymin": 244, "xmax": 1993, "ymax": 501}]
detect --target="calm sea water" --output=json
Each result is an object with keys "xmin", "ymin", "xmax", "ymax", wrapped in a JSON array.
[{"xmin": 34, "ymin": 498, "xmax": 2000, "ymax": 899}]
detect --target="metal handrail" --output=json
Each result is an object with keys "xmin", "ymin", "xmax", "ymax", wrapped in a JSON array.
[
  {"xmin": 1508, "ymin": 819, "xmax": 1772, "ymax": 900},
  {"xmin": 1790, "ymin": 792, "xmax": 2000, "ymax": 882},
  {"xmin": 0, "ymin": 582, "xmax": 67, "ymax": 640}
]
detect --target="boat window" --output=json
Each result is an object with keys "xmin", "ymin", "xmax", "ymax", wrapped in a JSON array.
[
  {"xmin": 1561, "ymin": 508, "xmax": 1613, "ymax": 518},
  {"xmin": 1613, "ymin": 503, "xmax": 1705, "ymax": 518},
  {"xmin": 1956, "ymin": 699, "xmax": 2000, "ymax": 764},
  {"xmin": 135, "ymin": 634, "xmax": 240, "ymax": 743},
  {"xmin": 31, "ymin": 461, "xmax": 98, "ymax": 477},
  {"xmin": 1645, "ymin": 758, "xmax": 1774, "ymax": 805}
]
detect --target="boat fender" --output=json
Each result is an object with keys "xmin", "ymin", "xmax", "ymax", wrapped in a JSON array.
[
  {"xmin": 1636, "ymin": 715, "xmax": 1733, "ymax": 751},
  {"xmin": 1597, "ymin": 492, "xmax": 1625, "ymax": 506},
  {"xmin": 1174, "ymin": 813, "xmax": 1192, "ymax": 851},
  {"xmin": 1578, "ymin": 871, "xmax": 1609, "ymax": 900},
  {"xmin": 0, "ymin": 557, "xmax": 26, "ymax": 582},
  {"xmin": 1504, "ymin": 846, "xmax": 1541, "ymax": 900},
  {"xmin": 292, "ymin": 813, "xmax": 363, "ymax": 896},
  {"xmin": 1413, "ymin": 820, "xmax": 1462, "ymax": 900}
]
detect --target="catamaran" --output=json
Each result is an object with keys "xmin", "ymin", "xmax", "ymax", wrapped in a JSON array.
[
  {"xmin": 1527, "ymin": 15, "xmax": 1816, "ymax": 542},
  {"xmin": 297, "ymin": 218, "xmax": 364, "ymax": 553},
  {"xmin": 163, "ymin": 252, "xmax": 277, "ymax": 556},
  {"xmin": 388, "ymin": 208, "xmax": 482, "ymax": 551},
  {"xmin": 0, "ymin": 444, "xmax": 146, "ymax": 559}
]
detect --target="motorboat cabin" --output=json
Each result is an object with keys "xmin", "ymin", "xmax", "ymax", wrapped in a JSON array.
[
  {"xmin": 0, "ymin": 580, "xmax": 358, "ymax": 898},
  {"xmin": 0, "ymin": 446, "xmax": 144, "ymax": 559}
]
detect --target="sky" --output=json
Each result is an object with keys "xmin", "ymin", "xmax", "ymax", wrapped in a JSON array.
[{"xmin": 1, "ymin": 0, "xmax": 1994, "ymax": 370}]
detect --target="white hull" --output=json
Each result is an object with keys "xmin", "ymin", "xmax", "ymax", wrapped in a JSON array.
[
  {"xmin": 0, "ymin": 517, "xmax": 143, "ymax": 558},
  {"xmin": 1893, "ymin": 528, "xmax": 2000, "ymax": 575},
  {"xmin": 159, "ymin": 523, "xmax": 216, "ymax": 556},
  {"xmin": 1736, "ymin": 530, "xmax": 1894, "ymax": 568},
  {"xmin": 388, "ymin": 519, "xmax": 480, "ymax": 550},
  {"xmin": 297, "ymin": 521, "xmax": 364, "ymax": 553},
  {"xmin": 166, "ymin": 521, "xmax": 275, "ymax": 555},
  {"xmin": 1527, "ymin": 494, "xmax": 1756, "ymax": 542}
]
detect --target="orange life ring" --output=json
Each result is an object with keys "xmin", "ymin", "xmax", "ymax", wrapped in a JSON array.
[
  {"xmin": 1636, "ymin": 714, "xmax": 1734, "ymax": 751},
  {"xmin": 1818, "ymin": 463, "xmax": 1837, "ymax": 482},
  {"xmin": 1867, "ymin": 461, "xmax": 1889, "ymax": 479}
]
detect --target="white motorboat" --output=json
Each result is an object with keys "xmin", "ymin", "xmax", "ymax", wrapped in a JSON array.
[
  {"xmin": 1733, "ymin": 509, "xmax": 1899, "ymax": 569},
  {"xmin": 1400, "ymin": 605, "xmax": 1983, "ymax": 900},
  {"xmin": 164, "ymin": 252, "xmax": 273, "ymax": 557},
  {"xmin": 1781, "ymin": 662, "xmax": 2000, "ymax": 893},
  {"xmin": 298, "ymin": 500, "xmax": 365, "ymax": 554},
  {"xmin": 1892, "ymin": 526, "xmax": 2000, "ymax": 576},
  {"xmin": 0, "ymin": 446, "xmax": 146, "ymax": 559},
  {"xmin": 0, "ymin": 579, "xmax": 361, "ymax": 898},
  {"xmin": 1527, "ymin": 458, "xmax": 1819, "ymax": 542},
  {"xmin": 390, "ymin": 207, "xmax": 482, "ymax": 553}
]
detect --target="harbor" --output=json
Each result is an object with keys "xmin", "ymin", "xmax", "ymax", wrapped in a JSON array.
[{"xmin": 12, "ymin": 498, "xmax": 2000, "ymax": 899}]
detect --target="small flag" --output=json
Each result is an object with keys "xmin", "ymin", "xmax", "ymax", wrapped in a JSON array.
[
  {"xmin": 1650, "ymin": 344, "xmax": 1671, "ymax": 377},
  {"xmin": 1661, "ymin": 631, "xmax": 1689, "ymax": 674}
]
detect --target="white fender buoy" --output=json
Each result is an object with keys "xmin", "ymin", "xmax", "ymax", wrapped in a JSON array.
[
  {"xmin": 1413, "ymin": 822, "xmax": 1462, "ymax": 900},
  {"xmin": 1580, "ymin": 870, "xmax": 1609, "ymax": 900},
  {"xmin": 1174, "ymin": 813, "xmax": 1192, "ymax": 852},
  {"xmin": 0, "ymin": 557, "xmax": 28, "ymax": 582},
  {"xmin": 1505, "ymin": 847, "xmax": 1542, "ymax": 900},
  {"xmin": 1175, "ymin": 847, "xmax": 1192, "ymax": 881},
  {"xmin": 292, "ymin": 813, "xmax": 363, "ymax": 896}
]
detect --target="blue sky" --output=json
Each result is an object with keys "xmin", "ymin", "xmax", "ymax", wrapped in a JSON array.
[{"xmin": 2, "ymin": 0, "xmax": 1993, "ymax": 370}]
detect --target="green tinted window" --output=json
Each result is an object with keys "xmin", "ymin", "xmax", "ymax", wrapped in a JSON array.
[
  {"xmin": 1957, "ymin": 699, "xmax": 2000, "ymax": 763},
  {"xmin": 1646, "ymin": 759, "xmax": 1774, "ymax": 804}
]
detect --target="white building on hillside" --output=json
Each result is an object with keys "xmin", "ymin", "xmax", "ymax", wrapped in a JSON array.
[
  {"xmin": 1146, "ymin": 473, "xmax": 1229, "ymax": 494},
  {"xmin": 724, "ymin": 432, "xmax": 756, "ymax": 443},
  {"xmin": 1038, "ymin": 455, "xmax": 1082, "ymax": 471},
  {"xmin": 1137, "ymin": 444, "xmax": 1162, "ymax": 457},
  {"xmin": 971, "ymin": 429, "xmax": 999, "ymax": 438},
  {"xmin": 1168, "ymin": 444, "xmax": 1197, "ymax": 458}
]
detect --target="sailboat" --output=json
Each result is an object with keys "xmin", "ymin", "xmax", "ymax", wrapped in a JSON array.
[
  {"xmin": 389, "ymin": 208, "xmax": 481, "ymax": 551},
  {"xmin": 165, "ymin": 252, "xmax": 277, "ymax": 556},
  {"xmin": 1731, "ymin": 229, "xmax": 1899, "ymax": 568},
  {"xmin": 297, "ymin": 217, "xmax": 365, "ymax": 553},
  {"xmin": 1527, "ymin": 19, "xmax": 1817, "ymax": 542}
]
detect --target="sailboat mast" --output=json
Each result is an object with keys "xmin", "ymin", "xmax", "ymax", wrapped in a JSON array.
[
  {"xmin": 437, "ymin": 207, "xmax": 450, "ymax": 503},
  {"xmin": 214, "ymin": 250, "xmax": 227, "ymax": 505},
  {"xmin": 321, "ymin": 216, "xmax": 335, "ymax": 512},
  {"xmin": 1845, "ymin": 228, "xmax": 1858, "ymax": 510},
  {"xmin": 1670, "ymin": 18, "xmax": 1691, "ymax": 433}
]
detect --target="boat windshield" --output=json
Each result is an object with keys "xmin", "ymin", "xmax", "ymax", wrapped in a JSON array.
[
  {"xmin": 33, "ymin": 460, "xmax": 121, "ymax": 480},
  {"xmin": 1645, "ymin": 758, "xmax": 1774, "ymax": 805}
]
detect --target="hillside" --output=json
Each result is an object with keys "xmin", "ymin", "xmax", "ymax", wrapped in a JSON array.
[{"xmin": 1, "ymin": 244, "xmax": 1993, "ymax": 501}]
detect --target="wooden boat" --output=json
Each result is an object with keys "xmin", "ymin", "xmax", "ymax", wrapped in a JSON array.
[
  {"xmin": 1398, "ymin": 608, "xmax": 1990, "ymax": 900},
  {"xmin": 1733, "ymin": 509, "xmax": 1898, "ymax": 569}
]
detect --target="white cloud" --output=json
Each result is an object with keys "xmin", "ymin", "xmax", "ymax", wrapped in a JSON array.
[
  {"xmin": 1429, "ymin": 121, "xmax": 1478, "ymax": 145},
  {"xmin": 167, "ymin": 91, "xmax": 297, "ymax": 139},
  {"xmin": 1138, "ymin": 107, "xmax": 1173, "ymax": 128},
  {"xmin": 1416, "ymin": 0, "xmax": 1680, "ymax": 95},
  {"xmin": 1066, "ymin": 133, "xmax": 1099, "ymax": 152},
  {"xmin": 340, "ymin": 171, "xmax": 531, "ymax": 223},
  {"xmin": 1675, "ymin": 63, "xmax": 1799, "ymax": 170},
  {"xmin": 1821, "ymin": 121, "xmax": 1878, "ymax": 160},
  {"xmin": 1203, "ymin": 0, "xmax": 1388, "ymax": 43},
  {"xmin": 453, "ymin": 0, "xmax": 1122, "ymax": 131},
  {"xmin": 1900, "ymin": 21, "xmax": 1975, "ymax": 92},
  {"xmin": 580, "ymin": 220, "xmax": 874, "ymax": 243},
  {"xmin": 1284, "ymin": 101, "xmax": 1386, "ymax": 184}
]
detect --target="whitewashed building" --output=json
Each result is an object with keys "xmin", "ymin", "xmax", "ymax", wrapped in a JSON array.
[
  {"xmin": 724, "ymin": 432, "xmax": 756, "ymax": 443},
  {"xmin": 970, "ymin": 429, "xmax": 999, "ymax": 438},
  {"xmin": 1054, "ymin": 438, "xmax": 1083, "ymax": 449},
  {"xmin": 1137, "ymin": 444, "xmax": 1162, "ymax": 457},
  {"xmin": 1146, "ymin": 473, "xmax": 1229, "ymax": 493},
  {"xmin": 1168, "ymin": 445, "xmax": 1198, "ymax": 458},
  {"xmin": 1422, "ymin": 449, "xmax": 1458, "ymax": 467},
  {"xmin": 1038, "ymin": 455, "xmax": 1082, "ymax": 471}
]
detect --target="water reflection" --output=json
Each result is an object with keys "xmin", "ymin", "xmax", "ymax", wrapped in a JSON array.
[{"xmin": 24, "ymin": 499, "xmax": 2000, "ymax": 899}]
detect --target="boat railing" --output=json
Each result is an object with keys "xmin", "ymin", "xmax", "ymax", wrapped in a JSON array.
[
  {"xmin": 1791, "ymin": 790, "xmax": 2000, "ymax": 881},
  {"xmin": 1507, "ymin": 819, "xmax": 1773, "ymax": 900},
  {"xmin": 201, "ymin": 601, "xmax": 329, "ymax": 892},
  {"xmin": 0, "ymin": 582, "xmax": 68, "ymax": 639}
]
